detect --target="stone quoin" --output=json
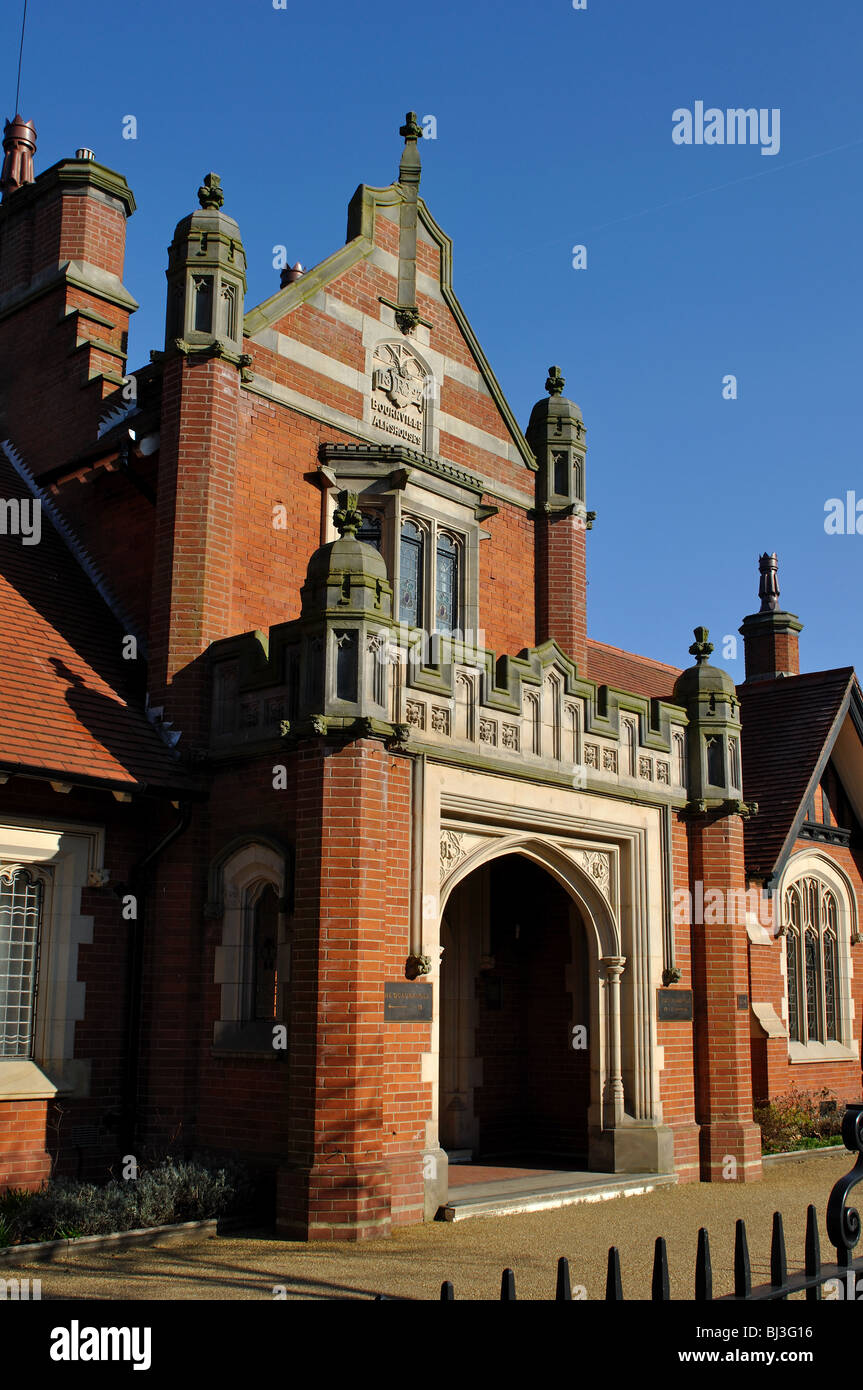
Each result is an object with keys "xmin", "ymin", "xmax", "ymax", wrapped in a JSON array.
[{"xmin": 0, "ymin": 112, "xmax": 860, "ymax": 1239}]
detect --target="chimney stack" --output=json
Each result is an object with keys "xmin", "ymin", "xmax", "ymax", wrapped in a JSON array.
[
  {"xmin": 0, "ymin": 115, "xmax": 36, "ymax": 199},
  {"xmin": 739, "ymin": 553, "xmax": 802, "ymax": 681}
]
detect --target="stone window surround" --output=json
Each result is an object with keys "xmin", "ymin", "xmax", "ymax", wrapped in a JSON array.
[
  {"xmin": 0, "ymin": 818, "xmax": 104, "ymax": 1102},
  {"xmin": 325, "ymin": 483, "xmax": 481, "ymax": 641},
  {"xmin": 212, "ymin": 841, "xmax": 290, "ymax": 1054},
  {"xmin": 777, "ymin": 850, "xmax": 858, "ymax": 1065}
]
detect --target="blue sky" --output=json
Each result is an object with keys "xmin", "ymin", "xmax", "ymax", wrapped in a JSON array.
[{"xmin": 4, "ymin": 0, "xmax": 862, "ymax": 676}]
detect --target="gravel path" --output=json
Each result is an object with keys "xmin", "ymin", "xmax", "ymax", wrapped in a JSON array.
[{"xmin": 6, "ymin": 1150, "xmax": 853, "ymax": 1301}]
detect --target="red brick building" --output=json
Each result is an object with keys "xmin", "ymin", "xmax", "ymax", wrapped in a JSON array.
[{"xmin": 0, "ymin": 112, "xmax": 860, "ymax": 1239}]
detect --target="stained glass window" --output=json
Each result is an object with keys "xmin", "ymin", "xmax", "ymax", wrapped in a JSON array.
[
  {"xmin": 399, "ymin": 520, "xmax": 423, "ymax": 628},
  {"xmin": 435, "ymin": 533, "xmax": 459, "ymax": 634},
  {"xmin": 0, "ymin": 867, "xmax": 44, "ymax": 1058},
  {"xmin": 251, "ymin": 883, "xmax": 279, "ymax": 1021}
]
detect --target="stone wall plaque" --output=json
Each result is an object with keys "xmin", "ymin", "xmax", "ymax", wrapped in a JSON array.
[
  {"xmin": 657, "ymin": 988, "xmax": 693, "ymax": 1022},
  {"xmin": 384, "ymin": 980, "xmax": 433, "ymax": 1021},
  {"xmin": 370, "ymin": 342, "xmax": 427, "ymax": 448}
]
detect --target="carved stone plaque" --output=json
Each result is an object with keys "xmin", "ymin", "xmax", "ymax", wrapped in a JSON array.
[
  {"xmin": 370, "ymin": 342, "xmax": 426, "ymax": 448},
  {"xmin": 384, "ymin": 981, "xmax": 432, "ymax": 1021}
]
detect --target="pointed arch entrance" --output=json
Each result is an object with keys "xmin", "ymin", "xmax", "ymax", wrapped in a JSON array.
[{"xmin": 439, "ymin": 846, "xmax": 612, "ymax": 1166}]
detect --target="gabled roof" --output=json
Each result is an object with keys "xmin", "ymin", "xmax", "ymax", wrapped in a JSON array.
[
  {"xmin": 738, "ymin": 668, "xmax": 858, "ymax": 880},
  {"xmin": 243, "ymin": 180, "xmax": 537, "ymax": 473},
  {"xmin": 587, "ymin": 638, "xmax": 682, "ymax": 700},
  {"xmin": 0, "ymin": 451, "xmax": 193, "ymax": 793}
]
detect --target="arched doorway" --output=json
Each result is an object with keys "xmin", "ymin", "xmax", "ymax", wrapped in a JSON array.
[{"xmin": 439, "ymin": 852, "xmax": 592, "ymax": 1164}]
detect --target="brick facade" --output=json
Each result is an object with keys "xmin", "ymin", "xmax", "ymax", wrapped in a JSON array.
[{"xmin": 0, "ymin": 116, "xmax": 860, "ymax": 1237}]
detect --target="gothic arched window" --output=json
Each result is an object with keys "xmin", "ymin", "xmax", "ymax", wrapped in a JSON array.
[{"xmin": 784, "ymin": 876, "xmax": 840, "ymax": 1044}]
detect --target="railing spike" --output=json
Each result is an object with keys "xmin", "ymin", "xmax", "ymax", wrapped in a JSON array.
[
  {"xmin": 770, "ymin": 1211, "xmax": 788, "ymax": 1297},
  {"xmin": 805, "ymin": 1204, "xmax": 821, "ymax": 1303},
  {"xmin": 695, "ymin": 1227, "xmax": 713, "ymax": 1301},
  {"xmin": 555, "ymin": 1256, "xmax": 572, "ymax": 1301},
  {"xmin": 734, "ymin": 1218, "xmax": 752, "ymax": 1299},
  {"xmin": 606, "ymin": 1246, "xmax": 624, "ymax": 1301},
  {"xmin": 651, "ymin": 1235, "xmax": 670, "ymax": 1300},
  {"xmin": 500, "ymin": 1268, "xmax": 516, "ymax": 1301},
  {"xmin": 440, "ymin": 1280, "xmax": 454, "ymax": 1300}
]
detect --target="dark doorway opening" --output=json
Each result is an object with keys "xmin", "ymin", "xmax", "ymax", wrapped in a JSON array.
[{"xmin": 441, "ymin": 852, "xmax": 591, "ymax": 1168}]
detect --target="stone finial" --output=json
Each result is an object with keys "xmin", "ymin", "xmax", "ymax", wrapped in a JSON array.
[
  {"xmin": 398, "ymin": 110, "xmax": 422, "ymax": 186},
  {"xmin": 333, "ymin": 490, "xmax": 363, "ymax": 538},
  {"xmin": 689, "ymin": 626, "xmax": 714, "ymax": 664},
  {"xmin": 546, "ymin": 366, "xmax": 565, "ymax": 397},
  {"xmin": 400, "ymin": 110, "xmax": 422, "ymax": 143},
  {"xmin": 1, "ymin": 114, "xmax": 36, "ymax": 199},
  {"xmin": 197, "ymin": 172, "xmax": 224, "ymax": 210},
  {"xmin": 758, "ymin": 551, "xmax": 780, "ymax": 613}
]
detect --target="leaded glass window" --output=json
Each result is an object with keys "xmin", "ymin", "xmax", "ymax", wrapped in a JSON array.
[
  {"xmin": 783, "ymin": 875, "xmax": 844, "ymax": 1046},
  {"xmin": 804, "ymin": 928, "xmax": 819, "ymax": 1039},
  {"xmin": 399, "ymin": 520, "xmax": 424, "ymax": 627},
  {"xmin": 0, "ymin": 867, "xmax": 44, "ymax": 1058},
  {"xmin": 435, "ymin": 532, "xmax": 459, "ymax": 634},
  {"xmin": 824, "ymin": 893, "xmax": 838, "ymax": 1041}
]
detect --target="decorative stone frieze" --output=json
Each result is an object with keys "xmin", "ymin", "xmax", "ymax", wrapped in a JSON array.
[
  {"xmin": 431, "ymin": 706, "xmax": 451, "ymax": 735},
  {"xmin": 406, "ymin": 700, "xmax": 425, "ymax": 729}
]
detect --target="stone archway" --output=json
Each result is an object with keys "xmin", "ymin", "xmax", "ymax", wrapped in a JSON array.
[
  {"xmin": 440, "ymin": 853, "xmax": 593, "ymax": 1163},
  {"xmin": 438, "ymin": 841, "xmax": 624, "ymax": 1170}
]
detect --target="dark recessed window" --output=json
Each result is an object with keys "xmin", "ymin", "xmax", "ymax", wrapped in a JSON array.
[
  {"xmin": 357, "ymin": 511, "xmax": 382, "ymax": 552},
  {"xmin": 251, "ymin": 883, "xmax": 280, "ymax": 1021}
]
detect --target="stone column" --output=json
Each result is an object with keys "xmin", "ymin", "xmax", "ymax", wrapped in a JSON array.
[{"xmin": 600, "ymin": 955, "xmax": 626, "ymax": 1128}]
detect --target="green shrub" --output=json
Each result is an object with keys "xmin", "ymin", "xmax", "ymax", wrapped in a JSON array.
[
  {"xmin": 754, "ymin": 1086, "xmax": 846, "ymax": 1154},
  {"xmin": 0, "ymin": 1156, "xmax": 252, "ymax": 1248}
]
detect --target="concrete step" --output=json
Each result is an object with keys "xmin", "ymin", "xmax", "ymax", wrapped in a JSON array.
[{"xmin": 437, "ymin": 1170, "xmax": 678, "ymax": 1222}]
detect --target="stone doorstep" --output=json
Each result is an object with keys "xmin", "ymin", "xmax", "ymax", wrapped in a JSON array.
[
  {"xmin": 437, "ymin": 1172, "xmax": 679, "ymax": 1223},
  {"xmin": 0, "ymin": 1217, "xmax": 230, "ymax": 1266}
]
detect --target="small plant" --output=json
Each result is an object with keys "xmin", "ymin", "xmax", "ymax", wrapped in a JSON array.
[
  {"xmin": 754, "ymin": 1086, "xmax": 846, "ymax": 1154},
  {"xmin": 0, "ymin": 1156, "xmax": 253, "ymax": 1248}
]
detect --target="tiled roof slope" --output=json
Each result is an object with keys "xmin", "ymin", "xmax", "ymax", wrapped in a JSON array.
[
  {"xmin": 587, "ymin": 638, "xmax": 682, "ymax": 700},
  {"xmin": 0, "ymin": 452, "xmax": 191, "ymax": 790},
  {"xmin": 738, "ymin": 668, "xmax": 855, "ymax": 875}
]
